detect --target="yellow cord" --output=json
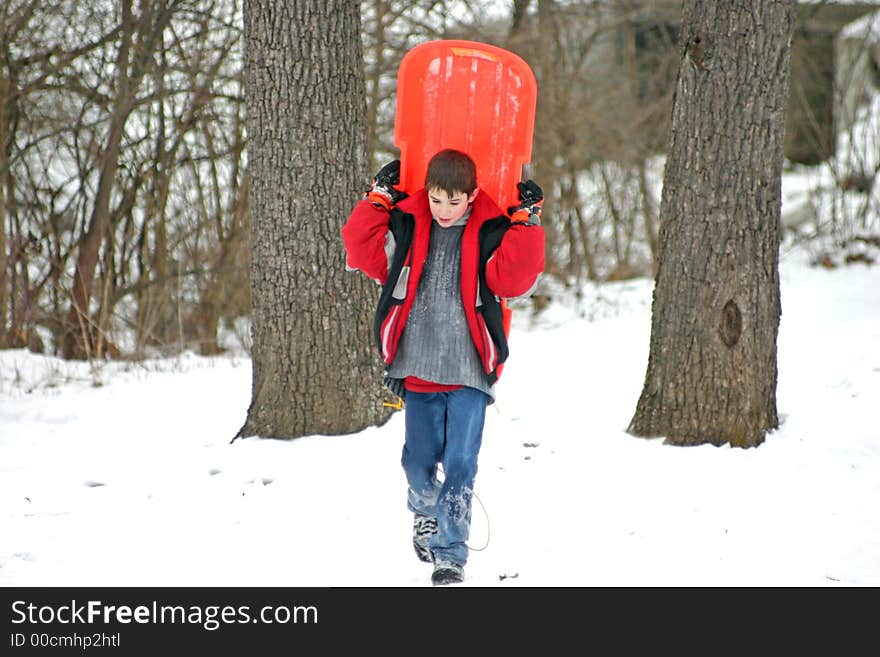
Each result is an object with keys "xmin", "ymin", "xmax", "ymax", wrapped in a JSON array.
[{"xmin": 382, "ymin": 397, "xmax": 404, "ymax": 410}]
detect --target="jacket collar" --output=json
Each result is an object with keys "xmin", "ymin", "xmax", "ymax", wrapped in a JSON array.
[{"xmin": 397, "ymin": 188, "xmax": 504, "ymax": 224}]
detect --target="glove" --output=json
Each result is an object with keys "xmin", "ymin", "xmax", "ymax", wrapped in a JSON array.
[
  {"xmin": 365, "ymin": 160, "xmax": 408, "ymax": 211},
  {"xmin": 506, "ymin": 180, "xmax": 543, "ymax": 224}
]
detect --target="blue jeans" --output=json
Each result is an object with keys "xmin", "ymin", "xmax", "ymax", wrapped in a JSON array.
[{"xmin": 402, "ymin": 387, "xmax": 488, "ymax": 566}]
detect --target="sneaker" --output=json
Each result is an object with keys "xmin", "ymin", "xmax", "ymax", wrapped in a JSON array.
[
  {"xmin": 412, "ymin": 514, "xmax": 437, "ymax": 563},
  {"xmin": 431, "ymin": 560, "xmax": 464, "ymax": 586}
]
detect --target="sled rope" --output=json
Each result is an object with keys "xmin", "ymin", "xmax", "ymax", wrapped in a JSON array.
[
  {"xmin": 435, "ymin": 463, "xmax": 490, "ymax": 552},
  {"xmin": 467, "ymin": 490, "xmax": 490, "ymax": 552}
]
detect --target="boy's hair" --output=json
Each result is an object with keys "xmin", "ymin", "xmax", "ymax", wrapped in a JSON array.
[{"xmin": 425, "ymin": 149, "xmax": 477, "ymax": 195}]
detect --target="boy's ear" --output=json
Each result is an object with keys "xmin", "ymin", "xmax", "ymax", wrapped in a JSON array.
[{"xmin": 467, "ymin": 188, "xmax": 479, "ymax": 204}]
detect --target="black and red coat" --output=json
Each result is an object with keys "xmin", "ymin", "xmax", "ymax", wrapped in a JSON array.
[{"xmin": 341, "ymin": 188, "xmax": 545, "ymax": 386}]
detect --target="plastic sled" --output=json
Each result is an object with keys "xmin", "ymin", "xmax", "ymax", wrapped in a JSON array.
[
  {"xmin": 394, "ymin": 39, "xmax": 537, "ymax": 215},
  {"xmin": 394, "ymin": 40, "xmax": 538, "ymax": 345}
]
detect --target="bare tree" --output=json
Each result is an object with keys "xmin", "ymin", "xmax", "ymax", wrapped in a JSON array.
[
  {"xmin": 628, "ymin": 0, "xmax": 796, "ymax": 448},
  {"xmin": 60, "ymin": 0, "xmax": 180, "ymax": 359},
  {"xmin": 506, "ymin": 1, "xmax": 678, "ymax": 287},
  {"xmin": 0, "ymin": 1, "xmax": 121, "ymax": 351},
  {"xmin": 1, "ymin": 0, "xmax": 250, "ymax": 359},
  {"xmin": 237, "ymin": 0, "xmax": 389, "ymax": 439}
]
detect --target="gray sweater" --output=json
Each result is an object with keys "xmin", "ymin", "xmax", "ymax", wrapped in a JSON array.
[{"xmin": 387, "ymin": 215, "xmax": 495, "ymax": 400}]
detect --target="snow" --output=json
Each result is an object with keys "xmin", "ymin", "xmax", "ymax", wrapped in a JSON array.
[
  {"xmin": 839, "ymin": 7, "xmax": 880, "ymax": 41},
  {"xmin": 2, "ymin": 236, "xmax": 878, "ymax": 587}
]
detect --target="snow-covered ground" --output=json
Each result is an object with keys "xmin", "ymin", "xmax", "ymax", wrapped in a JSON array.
[{"xmin": 2, "ymin": 238, "xmax": 878, "ymax": 587}]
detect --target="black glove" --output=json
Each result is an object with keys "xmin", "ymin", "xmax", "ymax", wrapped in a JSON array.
[
  {"xmin": 506, "ymin": 180, "xmax": 544, "ymax": 224},
  {"xmin": 365, "ymin": 160, "xmax": 408, "ymax": 210}
]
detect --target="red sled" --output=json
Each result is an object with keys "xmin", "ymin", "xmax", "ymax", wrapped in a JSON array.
[
  {"xmin": 394, "ymin": 40, "xmax": 538, "ymax": 345},
  {"xmin": 394, "ymin": 40, "xmax": 537, "ymax": 213}
]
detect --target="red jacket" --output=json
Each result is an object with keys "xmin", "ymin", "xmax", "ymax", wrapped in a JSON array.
[{"xmin": 341, "ymin": 188, "xmax": 544, "ymax": 385}]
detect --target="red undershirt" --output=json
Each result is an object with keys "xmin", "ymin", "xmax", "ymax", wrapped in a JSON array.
[{"xmin": 404, "ymin": 376, "xmax": 462, "ymax": 393}]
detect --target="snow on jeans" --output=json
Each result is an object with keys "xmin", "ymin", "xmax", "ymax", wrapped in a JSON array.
[{"xmin": 402, "ymin": 386, "xmax": 488, "ymax": 567}]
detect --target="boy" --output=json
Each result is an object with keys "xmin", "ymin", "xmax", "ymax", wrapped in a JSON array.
[{"xmin": 341, "ymin": 149, "xmax": 545, "ymax": 585}]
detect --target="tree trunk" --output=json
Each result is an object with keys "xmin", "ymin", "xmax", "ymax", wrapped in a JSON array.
[
  {"xmin": 238, "ymin": 0, "xmax": 391, "ymax": 439},
  {"xmin": 628, "ymin": 0, "xmax": 795, "ymax": 448},
  {"xmin": 61, "ymin": 77, "xmax": 132, "ymax": 360}
]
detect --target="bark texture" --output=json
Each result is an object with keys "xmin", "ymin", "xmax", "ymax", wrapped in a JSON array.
[
  {"xmin": 628, "ymin": 0, "xmax": 796, "ymax": 447},
  {"xmin": 238, "ymin": 0, "xmax": 391, "ymax": 439}
]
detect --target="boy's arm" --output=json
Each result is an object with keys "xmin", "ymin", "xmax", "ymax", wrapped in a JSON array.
[
  {"xmin": 485, "ymin": 179, "xmax": 546, "ymax": 298},
  {"xmin": 341, "ymin": 200, "xmax": 394, "ymax": 284},
  {"xmin": 340, "ymin": 161, "xmax": 406, "ymax": 284},
  {"xmin": 485, "ymin": 221, "xmax": 545, "ymax": 298}
]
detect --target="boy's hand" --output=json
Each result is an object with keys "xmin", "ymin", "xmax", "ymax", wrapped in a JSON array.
[
  {"xmin": 507, "ymin": 180, "xmax": 543, "ymax": 224},
  {"xmin": 366, "ymin": 159, "xmax": 408, "ymax": 210}
]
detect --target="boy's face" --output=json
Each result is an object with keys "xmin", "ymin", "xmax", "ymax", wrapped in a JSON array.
[{"xmin": 428, "ymin": 187, "xmax": 478, "ymax": 228}]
